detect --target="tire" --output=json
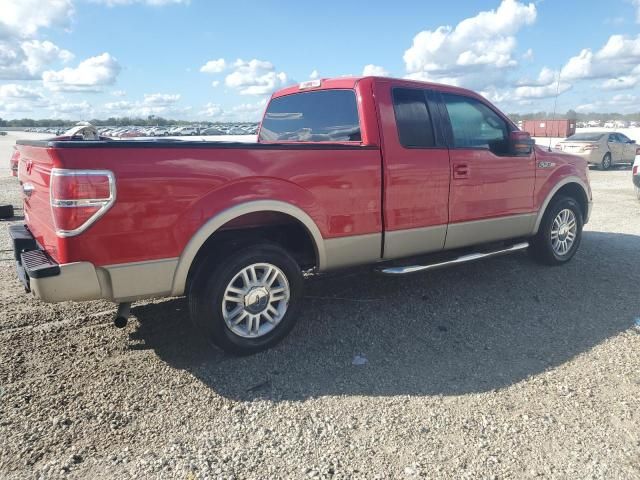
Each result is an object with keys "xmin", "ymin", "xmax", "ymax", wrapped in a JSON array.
[
  {"xmin": 635, "ymin": 185, "xmax": 640, "ymax": 201},
  {"xmin": 0, "ymin": 204, "xmax": 14, "ymax": 219},
  {"xmin": 529, "ymin": 196, "xmax": 583, "ymax": 266},
  {"xmin": 188, "ymin": 243, "xmax": 303, "ymax": 355},
  {"xmin": 601, "ymin": 153, "xmax": 612, "ymax": 170}
]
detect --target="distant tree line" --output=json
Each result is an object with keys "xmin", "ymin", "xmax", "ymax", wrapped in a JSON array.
[
  {"xmin": 0, "ymin": 115, "xmax": 254, "ymax": 127},
  {"xmin": 507, "ymin": 110, "xmax": 640, "ymax": 122},
  {"xmin": 2, "ymin": 110, "xmax": 640, "ymax": 128}
]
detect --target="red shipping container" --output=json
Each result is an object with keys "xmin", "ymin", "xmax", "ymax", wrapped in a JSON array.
[{"xmin": 522, "ymin": 119, "xmax": 576, "ymax": 138}]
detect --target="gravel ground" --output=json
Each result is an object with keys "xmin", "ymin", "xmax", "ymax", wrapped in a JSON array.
[{"xmin": 1, "ymin": 150, "xmax": 640, "ymax": 478}]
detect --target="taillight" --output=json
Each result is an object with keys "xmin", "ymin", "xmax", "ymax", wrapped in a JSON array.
[
  {"xmin": 636, "ymin": 147, "xmax": 640, "ymax": 155},
  {"xmin": 50, "ymin": 169, "xmax": 116, "ymax": 237},
  {"xmin": 634, "ymin": 165, "xmax": 639, "ymax": 176},
  {"xmin": 10, "ymin": 147, "xmax": 19, "ymax": 176},
  {"xmin": 555, "ymin": 143, "xmax": 562, "ymax": 150},
  {"xmin": 581, "ymin": 144, "xmax": 599, "ymax": 151}
]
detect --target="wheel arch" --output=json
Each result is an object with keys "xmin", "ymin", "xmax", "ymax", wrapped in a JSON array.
[
  {"xmin": 533, "ymin": 177, "xmax": 590, "ymax": 234},
  {"xmin": 171, "ymin": 200, "xmax": 326, "ymax": 296}
]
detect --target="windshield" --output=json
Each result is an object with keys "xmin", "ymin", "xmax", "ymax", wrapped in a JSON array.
[
  {"xmin": 566, "ymin": 133, "xmax": 605, "ymax": 141},
  {"xmin": 259, "ymin": 89, "xmax": 361, "ymax": 142}
]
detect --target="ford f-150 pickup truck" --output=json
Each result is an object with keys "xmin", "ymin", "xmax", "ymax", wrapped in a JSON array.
[{"xmin": 11, "ymin": 76, "xmax": 592, "ymax": 354}]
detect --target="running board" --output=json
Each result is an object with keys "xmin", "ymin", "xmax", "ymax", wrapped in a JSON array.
[{"xmin": 378, "ymin": 242, "xmax": 529, "ymax": 275}]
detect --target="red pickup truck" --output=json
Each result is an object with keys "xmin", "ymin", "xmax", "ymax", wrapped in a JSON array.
[{"xmin": 11, "ymin": 77, "xmax": 592, "ymax": 354}]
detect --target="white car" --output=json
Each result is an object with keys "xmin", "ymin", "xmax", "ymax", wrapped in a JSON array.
[
  {"xmin": 633, "ymin": 151, "xmax": 640, "ymax": 200},
  {"xmin": 173, "ymin": 126, "xmax": 198, "ymax": 136},
  {"xmin": 556, "ymin": 131, "xmax": 637, "ymax": 170},
  {"xmin": 150, "ymin": 126, "xmax": 171, "ymax": 136}
]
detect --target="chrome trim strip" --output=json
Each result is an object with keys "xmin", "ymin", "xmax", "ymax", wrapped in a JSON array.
[
  {"xmin": 49, "ymin": 168, "xmax": 116, "ymax": 238},
  {"xmin": 378, "ymin": 242, "xmax": 529, "ymax": 275}
]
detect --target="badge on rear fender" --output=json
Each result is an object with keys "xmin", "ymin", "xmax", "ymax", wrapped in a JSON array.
[{"xmin": 538, "ymin": 161, "xmax": 555, "ymax": 168}]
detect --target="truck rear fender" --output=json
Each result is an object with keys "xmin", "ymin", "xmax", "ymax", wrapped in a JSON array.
[{"xmin": 171, "ymin": 198, "xmax": 327, "ymax": 297}]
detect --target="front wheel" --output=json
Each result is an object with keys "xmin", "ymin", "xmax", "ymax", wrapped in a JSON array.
[
  {"xmin": 529, "ymin": 196, "xmax": 583, "ymax": 265},
  {"xmin": 188, "ymin": 244, "xmax": 303, "ymax": 355}
]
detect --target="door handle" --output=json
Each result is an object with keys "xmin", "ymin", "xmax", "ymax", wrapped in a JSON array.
[{"xmin": 453, "ymin": 163, "xmax": 469, "ymax": 179}]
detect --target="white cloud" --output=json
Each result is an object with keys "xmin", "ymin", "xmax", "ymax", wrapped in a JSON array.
[
  {"xmin": 103, "ymin": 92, "xmax": 186, "ymax": 117},
  {"xmin": 0, "ymin": 40, "xmax": 73, "ymax": 80},
  {"xmin": 309, "ymin": 69, "xmax": 319, "ymax": 80},
  {"xmin": 200, "ymin": 102, "xmax": 223, "ymax": 117},
  {"xmin": 576, "ymin": 93, "xmax": 639, "ymax": 113},
  {"xmin": 143, "ymin": 93, "xmax": 181, "ymax": 105},
  {"xmin": 0, "ymin": 0, "xmax": 73, "ymax": 39},
  {"xmin": 561, "ymin": 34, "xmax": 640, "ymax": 81},
  {"xmin": 225, "ymin": 59, "xmax": 288, "ymax": 95},
  {"xmin": 522, "ymin": 48, "xmax": 534, "ymax": 60},
  {"xmin": 513, "ymin": 82, "xmax": 571, "ymax": 99},
  {"xmin": 111, "ymin": 89, "xmax": 127, "ymax": 97},
  {"xmin": 403, "ymin": 0, "xmax": 536, "ymax": 89},
  {"xmin": 43, "ymin": 52, "xmax": 121, "ymax": 92},
  {"xmin": 602, "ymin": 73, "xmax": 639, "ymax": 90},
  {"xmin": 0, "ymin": 83, "xmax": 52, "ymax": 114},
  {"xmin": 200, "ymin": 58, "xmax": 226, "ymax": 74},
  {"xmin": 211, "ymin": 80, "xmax": 220, "ymax": 87},
  {"xmin": 362, "ymin": 64, "xmax": 390, "ymax": 76}
]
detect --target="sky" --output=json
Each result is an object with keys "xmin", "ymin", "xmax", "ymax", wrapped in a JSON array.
[{"xmin": 1, "ymin": 0, "xmax": 640, "ymax": 121}]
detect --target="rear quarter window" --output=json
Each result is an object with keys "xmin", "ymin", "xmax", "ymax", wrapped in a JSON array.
[{"xmin": 259, "ymin": 90, "xmax": 361, "ymax": 142}]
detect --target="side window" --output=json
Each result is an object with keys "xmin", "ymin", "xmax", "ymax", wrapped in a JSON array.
[
  {"xmin": 259, "ymin": 89, "xmax": 361, "ymax": 142},
  {"xmin": 608, "ymin": 134, "xmax": 617, "ymax": 143},
  {"xmin": 392, "ymin": 88, "xmax": 435, "ymax": 148},
  {"xmin": 617, "ymin": 133, "xmax": 630, "ymax": 143},
  {"xmin": 442, "ymin": 93, "xmax": 509, "ymax": 155}
]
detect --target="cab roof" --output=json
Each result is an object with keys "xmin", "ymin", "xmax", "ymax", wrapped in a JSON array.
[{"xmin": 271, "ymin": 76, "xmax": 482, "ymax": 100}]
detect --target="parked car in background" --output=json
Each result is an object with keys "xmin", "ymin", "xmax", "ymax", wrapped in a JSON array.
[
  {"xmin": 633, "ymin": 152, "xmax": 640, "ymax": 200},
  {"xmin": 0, "ymin": 131, "xmax": 7, "ymax": 136},
  {"xmin": 11, "ymin": 76, "xmax": 592, "ymax": 355},
  {"xmin": 556, "ymin": 132, "xmax": 637, "ymax": 170},
  {"xmin": 200, "ymin": 127, "xmax": 225, "ymax": 135},
  {"xmin": 150, "ymin": 126, "xmax": 171, "ymax": 136},
  {"xmin": 175, "ymin": 126, "xmax": 199, "ymax": 136},
  {"xmin": 604, "ymin": 121, "xmax": 615, "ymax": 128}
]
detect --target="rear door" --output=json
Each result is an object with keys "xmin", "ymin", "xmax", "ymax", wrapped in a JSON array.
[
  {"xmin": 374, "ymin": 81, "xmax": 451, "ymax": 259},
  {"xmin": 439, "ymin": 92, "xmax": 536, "ymax": 249},
  {"xmin": 607, "ymin": 133, "xmax": 624, "ymax": 163}
]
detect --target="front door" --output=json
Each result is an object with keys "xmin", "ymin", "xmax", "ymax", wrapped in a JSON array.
[
  {"xmin": 615, "ymin": 133, "xmax": 636, "ymax": 162},
  {"xmin": 440, "ymin": 92, "xmax": 536, "ymax": 249}
]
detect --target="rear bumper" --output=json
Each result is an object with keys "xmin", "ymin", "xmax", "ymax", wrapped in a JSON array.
[{"xmin": 10, "ymin": 224, "xmax": 178, "ymax": 303}]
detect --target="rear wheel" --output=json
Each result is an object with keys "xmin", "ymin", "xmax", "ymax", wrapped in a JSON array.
[
  {"xmin": 635, "ymin": 185, "xmax": 640, "ymax": 200},
  {"xmin": 601, "ymin": 153, "xmax": 612, "ymax": 170},
  {"xmin": 529, "ymin": 196, "xmax": 583, "ymax": 265},
  {"xmin": 188, "ymin": 243, "xmax": 303, "ymax": 355}
]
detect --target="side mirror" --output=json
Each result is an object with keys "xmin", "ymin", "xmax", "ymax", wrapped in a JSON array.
[
  {"xmin": 629, "ymin": 140, "xmax": 636, "ymax": 144},
  {"xmin": 509, "ymin": 131, "xmax": 534, "ymax": 156}
]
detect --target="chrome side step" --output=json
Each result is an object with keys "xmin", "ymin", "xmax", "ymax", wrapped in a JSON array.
[{"xmin": 378, "ymin": 242, "xmax": 529, "ymax": 275}]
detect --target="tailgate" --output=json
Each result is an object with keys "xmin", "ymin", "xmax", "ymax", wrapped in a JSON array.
[{"xmin": 16, "ymin": 144, "xmax": 63, "ymax": 262}]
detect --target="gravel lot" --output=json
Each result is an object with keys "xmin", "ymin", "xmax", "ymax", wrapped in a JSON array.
[{"xmin": 1, "ymin": 135, "xmax": 639, "ymax": 479}]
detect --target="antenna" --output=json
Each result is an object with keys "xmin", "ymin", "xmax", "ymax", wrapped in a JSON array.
[{"xmin": 548, "ymin": 69, "xmax": 562, "ymax": 152}]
